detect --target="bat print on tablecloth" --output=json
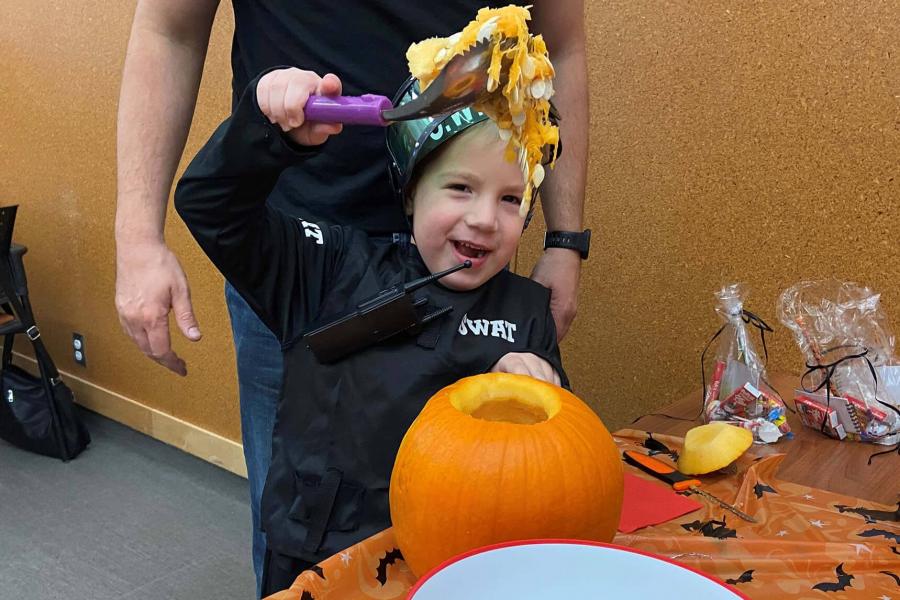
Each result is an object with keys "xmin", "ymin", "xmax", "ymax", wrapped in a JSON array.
[
  {"xmin": 375, "ymin": 548, "xmax": 404, "ymax": 585},
  {"xmin": 892, "ymin": 546, "xmax": 900, "ymax": 555},
  {"xmin": 811, "ymin": 563, "xmax": 855, "ymax": 592},
  {"xmin": 725, "ymin": 569, "xmax": 754, "ymax": 585},
  {"xmin": 880, "ymin": 571, "xmax": 900, "ymax": 586},
  {"xmin": 833, "ymin": 502, "xmax": 900, "ymax": 524},
  {"xmin": 300, "ymin": 592, "xmax": 315, "ymax": 600},
  {"xmin": 302, "ymin": 565, "xmax": 325, "ymax": 580},
  {"xmin": 753, "ymin": 482, "xmax": 777, "ymax": 499},
  {"xmin": 681, "ymin": 518, "xmax": 738, "ymax": 539},
  {"xmin": 857, "ymin": 528, "xmax": 900, "ymax": 544},
  {"xmin": 642, "ymin": 433, "xmax": 679, "ymax": 461}
]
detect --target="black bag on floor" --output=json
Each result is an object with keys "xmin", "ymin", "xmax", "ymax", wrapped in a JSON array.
[
  {"xmin": 0, "ymin": 206, "xmax": 90, "ymax": 460},
  {"xmin": 0, "ymin": 333, "xmax": 90, "ymax": 460}
]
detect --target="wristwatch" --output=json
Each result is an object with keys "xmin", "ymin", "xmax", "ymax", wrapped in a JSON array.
[{"xmin": 543, "ymin": 229, "xmax": 591, "ymax": 260}]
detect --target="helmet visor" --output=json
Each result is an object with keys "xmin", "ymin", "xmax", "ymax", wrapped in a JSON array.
[{"xmin": 386, "ymin": 78, "xmax": 489, "ymax": 190}]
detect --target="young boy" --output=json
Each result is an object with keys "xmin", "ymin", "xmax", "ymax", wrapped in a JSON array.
[{"xmin": 175, "ymin": 67, "xmax": 568, "ymax": 595}]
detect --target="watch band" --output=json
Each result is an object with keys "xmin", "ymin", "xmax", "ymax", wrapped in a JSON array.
[{"xmin": 543, "ymin": 229, "xmax": 591, "ymax": 260}]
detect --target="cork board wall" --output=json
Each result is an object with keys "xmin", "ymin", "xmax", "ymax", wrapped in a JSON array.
[
  {"xmin": 519, "ymin": 0, "xmax": 900, "ymax": 424},
  {"xmin": 1, "ymin": 1, "xmax": 898, "ymax": 443}
]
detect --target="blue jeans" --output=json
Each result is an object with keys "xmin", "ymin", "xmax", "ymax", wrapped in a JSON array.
[{"xmin": 225, "ymin": 282, "xmax": 282, "ymax": 598}]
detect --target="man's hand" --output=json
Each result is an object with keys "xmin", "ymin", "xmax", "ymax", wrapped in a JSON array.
[
  {"xmin": 531, "ymin": 248, "xmax": 581, "ymax": 340},
  {"xmin": 115, "ymin": 0, "xmax": 218, "ymax": 374},
  {"xmin": 115, "ymin": 240, "xmax": 201, "ymax": 376},
  {"xmin": 257, "ymin": 68, "xmax": 343, "ymax": 146},
  {"xmin": 491, "ymin": 352, "xmax": 561, "ymax": 386}
]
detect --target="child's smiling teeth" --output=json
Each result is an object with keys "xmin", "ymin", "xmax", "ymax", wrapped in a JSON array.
[{"xmin": 453, "ymin": 241, "xmax": 488, "ymax": 259}]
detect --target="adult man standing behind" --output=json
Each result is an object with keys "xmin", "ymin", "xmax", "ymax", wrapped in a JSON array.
[{"xmin": 115, "ymin": 0, "xmax": 589, "ymax": 593}]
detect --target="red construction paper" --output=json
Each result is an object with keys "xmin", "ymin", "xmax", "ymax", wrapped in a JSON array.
[{"xmin": 617, "ymin": 473, "xmax": 703, "ymax": 533}]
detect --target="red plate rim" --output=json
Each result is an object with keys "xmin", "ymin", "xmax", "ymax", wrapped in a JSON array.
[{"xmin": 407, "ymin": 538, "xmax": 751, "ymax": 599}]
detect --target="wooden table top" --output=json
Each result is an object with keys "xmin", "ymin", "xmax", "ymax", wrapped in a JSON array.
[{"xmin": 631, "ymin": 373, "xmax": 899, "ymax": 505}]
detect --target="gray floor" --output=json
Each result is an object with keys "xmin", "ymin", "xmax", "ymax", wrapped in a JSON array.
[{"xmin": 0, "ymin": 408, "xmax": 256, "ymax": 600}]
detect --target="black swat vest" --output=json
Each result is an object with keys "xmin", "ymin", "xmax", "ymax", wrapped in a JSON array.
[{"xmin": 261, "ymin": 238, "xmax": 568, "ymax": 563}]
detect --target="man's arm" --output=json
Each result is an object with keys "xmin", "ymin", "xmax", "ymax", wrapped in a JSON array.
[
  {"xmin": 531, "ymin": 0, "xmax": 589, "ymax": 341},
  {"xmin": 115, "ymin": 0, "xmax": 220, "ymax": 376}
]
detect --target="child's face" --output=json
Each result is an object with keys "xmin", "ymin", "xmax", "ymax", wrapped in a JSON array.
[{"xmin": 409, "ymin": 124, "xmax": 527, "ymax": 291}]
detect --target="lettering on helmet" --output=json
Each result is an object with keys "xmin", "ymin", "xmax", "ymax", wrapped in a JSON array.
[{"xmin": 429, "ymin": 108, "xmax": 486, "ymax": 142}]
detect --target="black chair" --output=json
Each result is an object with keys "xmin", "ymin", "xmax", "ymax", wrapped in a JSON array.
[
  {"xmin": 0, "ymin": 207, "xmax": 37, "ymax": 339},
  {"xmin": 0, "ymin": 205, "xmax": 90, "ymax": 460}
]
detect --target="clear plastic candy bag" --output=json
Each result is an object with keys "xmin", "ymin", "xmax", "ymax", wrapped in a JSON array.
[
  {"xmin": 778, "ymin": 279, "xmax": 900, "ymax": 446},
  {"xmin": 702, "ymin": 284, "xmax": 791, "ymax": 443}
]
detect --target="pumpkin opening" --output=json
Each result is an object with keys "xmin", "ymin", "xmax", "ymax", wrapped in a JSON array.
[
  {"xmin": 448, "ymin": 375, "xmax": 562, "ymax": 423},
  {"xmin": 469, "ymin": 398, "xmax": 548, "ymax": 424}
]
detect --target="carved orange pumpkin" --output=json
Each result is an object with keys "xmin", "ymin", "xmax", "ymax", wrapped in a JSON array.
[{"xmin": 390, "ymin": 373, "xmax": 624, "ymax": 577}]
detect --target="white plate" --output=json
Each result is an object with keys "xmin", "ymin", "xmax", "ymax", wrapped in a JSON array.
[{"xmin": 409, "ymin": 539, "xmax": 748, "ymax": 600}]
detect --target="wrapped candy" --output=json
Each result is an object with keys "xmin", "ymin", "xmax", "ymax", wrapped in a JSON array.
[
  {"xmin": 778, "ymin": 280, "xmax": 900, "ymax": 446},
  {"xmin": 701, "ymin": 284, "xmax": 791, "ymax": 443}
]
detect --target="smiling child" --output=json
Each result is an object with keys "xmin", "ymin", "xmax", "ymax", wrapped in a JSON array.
[{"xmin": 175, "ymin": 66, "xmax": 567, "ymax": 594}]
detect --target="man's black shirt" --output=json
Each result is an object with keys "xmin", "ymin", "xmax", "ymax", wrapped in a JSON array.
[{"xmin": 230, "ymin": 0, "xmax": 488, "ymax": 235}]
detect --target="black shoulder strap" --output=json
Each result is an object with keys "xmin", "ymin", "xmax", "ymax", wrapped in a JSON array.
[{"xmin": 302, "ymin": 468, "xmax": 343, "ymax": 555}]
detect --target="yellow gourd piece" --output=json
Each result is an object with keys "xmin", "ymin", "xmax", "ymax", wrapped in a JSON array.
[
  {"xmin": 677, "ymin": 422, "xmax": 754, "ymax": 475},
  {"xmin": 406, "ymin": 5, "xmax": 560, "ymax": 215}
]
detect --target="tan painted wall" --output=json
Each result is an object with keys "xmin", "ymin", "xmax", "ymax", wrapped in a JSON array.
[
  {"xmin": 1, "ymin": 1, "xmax": 898, "ymax": 449},
  {"xmin": 1, "ymin": 0, "xmax": 241, "ymax": 441}
]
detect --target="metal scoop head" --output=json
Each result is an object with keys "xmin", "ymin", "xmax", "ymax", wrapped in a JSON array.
[
  {"xmin": 303, "ymin": 40, "xmax": 503, "ymax": 126},
  {"xmin": 382, "ymin": 40, "xmax": 497, "ymax": 121}
]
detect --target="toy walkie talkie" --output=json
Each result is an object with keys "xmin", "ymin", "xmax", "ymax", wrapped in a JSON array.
[{"xmin": 302, "ymin": 261, "xmax": 471, "ymax": 364}]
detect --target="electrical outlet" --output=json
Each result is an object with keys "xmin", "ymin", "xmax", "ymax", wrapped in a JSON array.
[{"xmin": 72, "ymin": 333, "xmax": 86, "ymax": 367}]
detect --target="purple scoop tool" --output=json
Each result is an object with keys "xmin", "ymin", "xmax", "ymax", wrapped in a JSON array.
[
  {"xmin": 303, "ymin": 94, "xmax": 395, "ymax": 126},
  {"xmin": 303, "ymin": 40, "xmax": 495, "ymax": 126}
]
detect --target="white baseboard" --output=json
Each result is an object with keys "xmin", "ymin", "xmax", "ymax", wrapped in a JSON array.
[{"xmin": 12, "ymin": 351, "xmax": 248, "ymax": 478}]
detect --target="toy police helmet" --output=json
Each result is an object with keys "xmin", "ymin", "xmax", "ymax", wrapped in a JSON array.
[
  {"xmin": 386, "ymin": 77, "xmax": 561, "ymax": 227},
  {"xmin": 386, "ymin": 77, "xmax": 490, "ymax": 198}
]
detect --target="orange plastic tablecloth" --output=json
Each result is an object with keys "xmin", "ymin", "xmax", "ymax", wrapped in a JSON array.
[{"xmin": 267, "ymin": 429, "xmax": 899, "ymax": 600}]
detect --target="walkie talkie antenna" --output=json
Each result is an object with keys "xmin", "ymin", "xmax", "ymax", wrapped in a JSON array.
[
  {"xmin": 304, "ymin": 261, "xmax": 471, "ymax": 363},
  {"xmin": 419, "ymin": 305, "xmax": 454, "ymax": 326},
  {"xmin": 403, "ymin": 260, "xmax": 472, "ymax": 294}
]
